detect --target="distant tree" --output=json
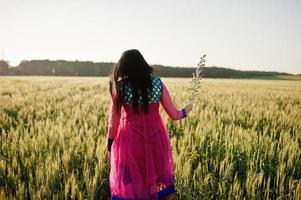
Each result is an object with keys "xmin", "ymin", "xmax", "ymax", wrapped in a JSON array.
[
  {"xmin": 0, "ymin": 59, "xmax": 292, "ymax": 78},
  {"xmin": 0, "ymin": 60, "xmax": 9, "ymax": 75}
]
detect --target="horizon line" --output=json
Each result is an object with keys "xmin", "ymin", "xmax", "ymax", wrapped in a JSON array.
[{"xmin": 1, "ymin": 58, "xmax": 299, "ymax": 75}]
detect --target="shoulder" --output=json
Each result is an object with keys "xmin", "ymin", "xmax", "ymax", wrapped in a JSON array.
[
  {"xmin": 150, "ymin": 74, "xmax": 162, "ymax": 83},
  {"xmin": 150, "ymin": 75, "xmax": 163, "ymax": 94}
]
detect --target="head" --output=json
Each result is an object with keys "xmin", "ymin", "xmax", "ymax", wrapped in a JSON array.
[{"xmin": 109, "ymin": 49, "xmax": 153, "ymax": 114}]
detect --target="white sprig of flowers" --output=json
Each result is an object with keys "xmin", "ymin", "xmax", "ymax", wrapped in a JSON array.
[{"xmin": 188, "ymin": 54, "xmax": 206, "ymax": 103}]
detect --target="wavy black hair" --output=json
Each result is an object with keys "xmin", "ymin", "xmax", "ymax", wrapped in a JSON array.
[{"xmin": 109, "ymin": 49, "xmax": 153, "ymax": 114}]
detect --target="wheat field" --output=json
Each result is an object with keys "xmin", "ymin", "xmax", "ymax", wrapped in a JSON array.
[{"xmin": 0, "ymin": 76, "xmax": 300, "ymax": 200}]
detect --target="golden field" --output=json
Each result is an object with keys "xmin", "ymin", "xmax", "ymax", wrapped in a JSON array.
[{"xmin": 0, "ymin": 76, "xmax": 300, "ymax": 199}]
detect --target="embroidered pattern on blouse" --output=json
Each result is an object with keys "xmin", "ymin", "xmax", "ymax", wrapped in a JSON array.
[{"xmin": 121, "ymin": 75, "xmax": 162, "ymax": 105}]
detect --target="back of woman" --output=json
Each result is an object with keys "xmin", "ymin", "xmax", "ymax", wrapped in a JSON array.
[{"xmin": 107, "ymin": 49, "xmax": 192, "ymax": 200}]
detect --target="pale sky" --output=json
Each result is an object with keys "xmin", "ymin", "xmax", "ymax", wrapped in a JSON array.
[{"xmin": 0, "ymin": 0, "xmax": 300, "ymax": 74}]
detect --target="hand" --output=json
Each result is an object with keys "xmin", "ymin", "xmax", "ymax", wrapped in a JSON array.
[{"xmin": 184, "ymin": 103, "xmax": 193, "ymax": 113}]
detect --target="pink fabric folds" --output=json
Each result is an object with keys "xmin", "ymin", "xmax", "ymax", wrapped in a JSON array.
[
  {"xmin": 108, "ymin": 78, "xmax": 185, "ymax": 199},
  {"xmin": 110, "ymin": 103, "xmax": 175, "ymax": 199},
  {"xmin": 107, "ymin": 81, "xmax": 184, "ymax": 140}
]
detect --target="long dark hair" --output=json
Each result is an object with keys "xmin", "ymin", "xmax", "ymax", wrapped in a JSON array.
[{"xmin": 109, "ymin": 49, "xmax": 153, "ymax": 114}]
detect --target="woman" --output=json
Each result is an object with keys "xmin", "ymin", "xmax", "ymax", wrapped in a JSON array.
[{"xmin": 107, "ymin": 49, "xmax": 193, "ymax": 200}]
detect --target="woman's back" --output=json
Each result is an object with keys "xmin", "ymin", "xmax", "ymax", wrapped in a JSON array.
[
  {"xmin": 109, "ymin": 75, "xmax": 184, "ymax": 199},
  {"xmin": 107, "ymin": 49, "xmax": 192, "ymax": 200},
  {"xmin": 119, "ymin": 75, "xmax": 162, "ymax": 121}
]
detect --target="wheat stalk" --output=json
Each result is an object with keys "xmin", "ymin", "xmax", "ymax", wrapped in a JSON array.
[{"xmin": 188, "ymin": 54, "xmax": 206, "ymax": 103}]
